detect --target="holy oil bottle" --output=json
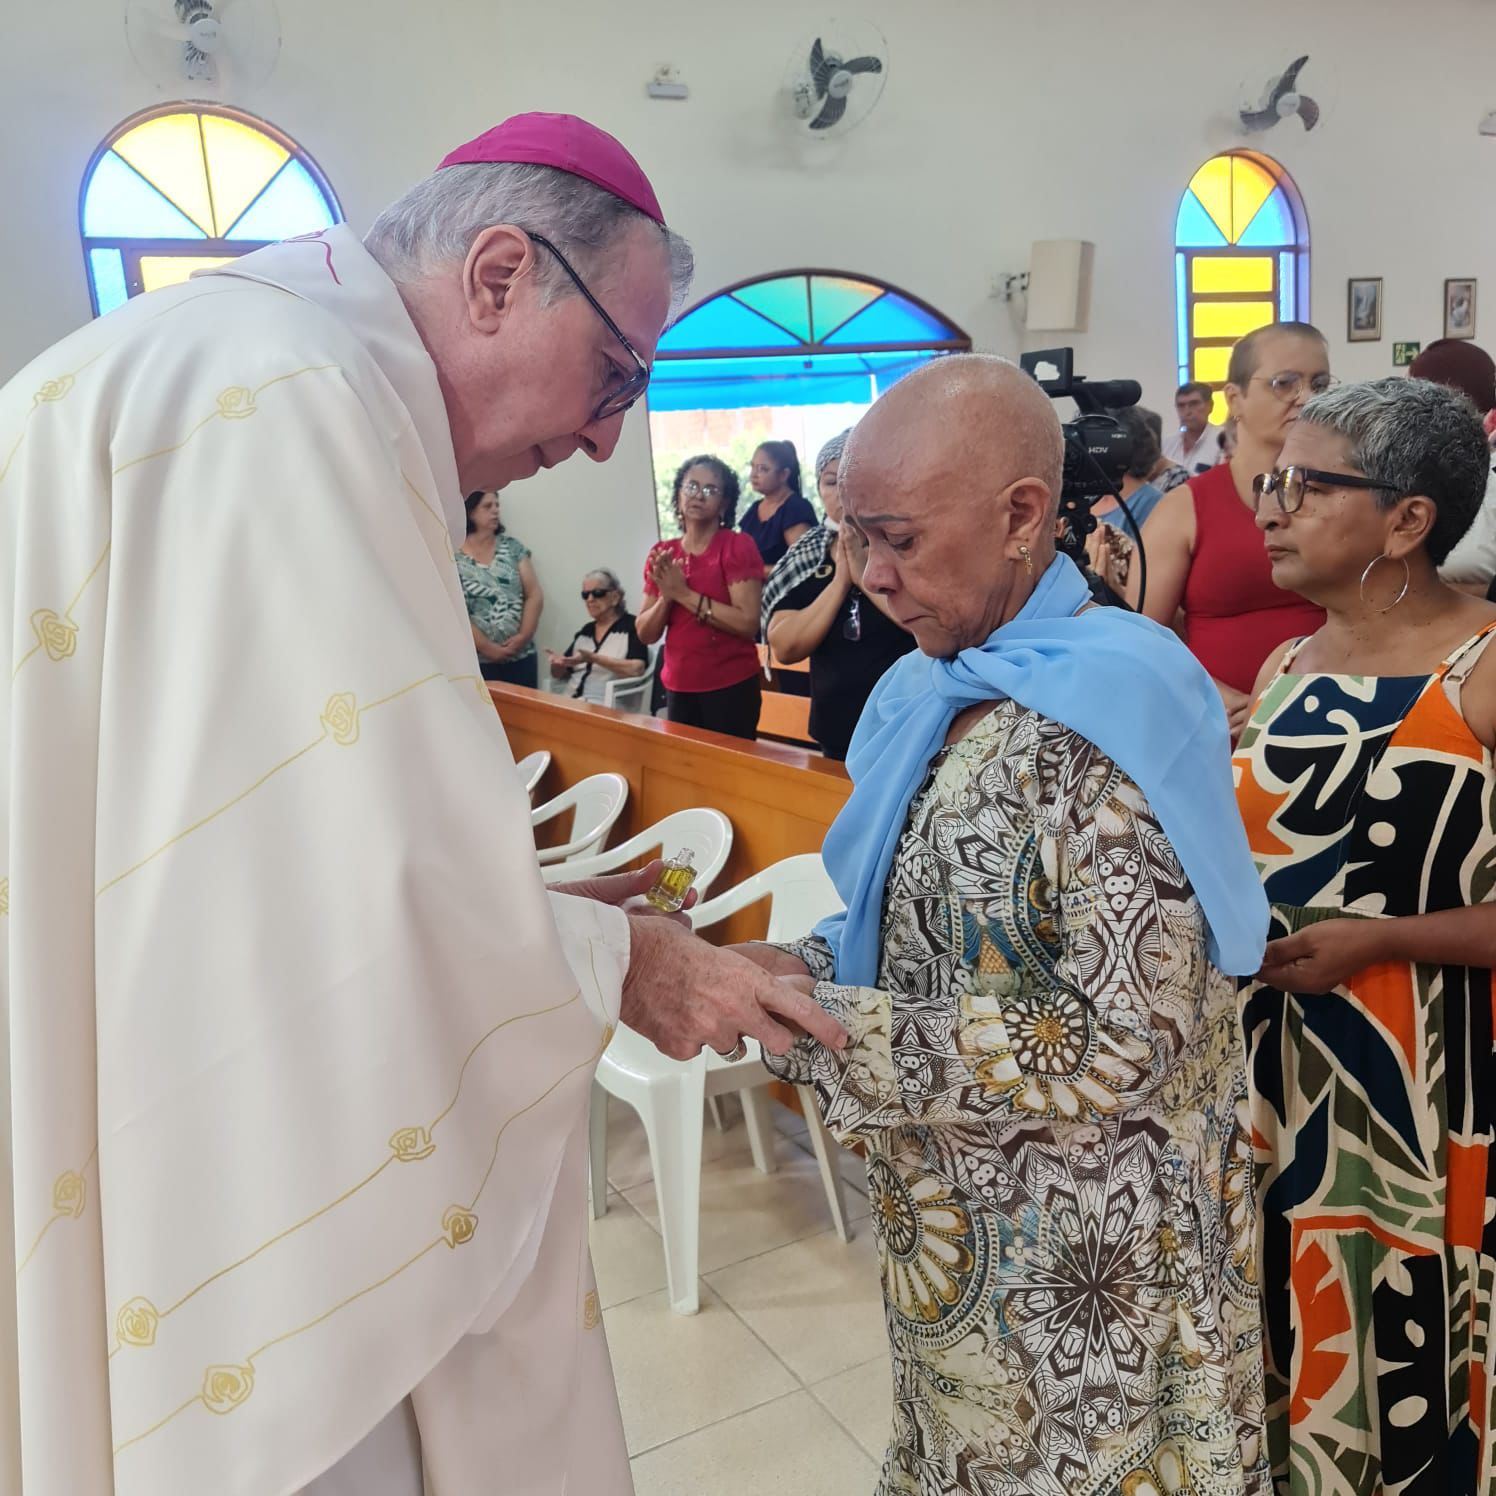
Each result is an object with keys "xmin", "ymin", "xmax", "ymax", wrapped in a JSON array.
[{"xmin": 644, "ymin": 848, "xmax": 698, "ymax": 913}]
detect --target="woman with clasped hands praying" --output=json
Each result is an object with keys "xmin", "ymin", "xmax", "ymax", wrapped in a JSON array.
[{"xmin": 636, "ymin": 455, "xmax": 764, "ymax": 739}]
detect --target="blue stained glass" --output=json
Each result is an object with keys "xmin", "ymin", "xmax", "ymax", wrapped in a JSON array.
[
  {"xmin": 823, "ymin": 293, "xmax": 954, "ymax": 346},
  {"xmin": 83, "ymin": 152, "xmax": 206, "ymax": 240},
  {"xmin": 226, "ymin": 159, "xmax": 336, "ymax": 241},
  {"xmin": 733, "ymin": 279, "xmax": 813, "ymax": 341},
  {"xmin": 648, "ymin": 350, "xmax": 931, "ymax": 411},
  {"xmin": 1237, "ymin": 187, "xmax": 1296, "ymax": 248},
  {"xmin": 1174, "ymin": 191, "xmax": 1228, "ymax": 249},
  {"xmin": 658, "ymin": 295, "xmax": 803, "ymax": 354},
  {"xmin": 1279, "ymin": 252, "xmax": 1296, "ymax": 321},
  {"xmin": 88, "ymin": 249, "xmax": 129, "ymax": 315},
  {"xmin": 1175, "ymin": 254, "xmax": 1189, "ymax": 369}
]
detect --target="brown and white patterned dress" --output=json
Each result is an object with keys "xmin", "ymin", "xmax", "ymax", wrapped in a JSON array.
[{"xmin": 768, "ymin": 700, "xmax": 1265, "ymax": 1496}]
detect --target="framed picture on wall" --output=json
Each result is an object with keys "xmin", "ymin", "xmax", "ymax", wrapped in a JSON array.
[
  {"xmin": 1347, "ymin": 278, "xmax": 1383, "ymax": 342},
  {"xmin": 1446, "ymin": 278, "xmax": 1478, "ymax": 340}
]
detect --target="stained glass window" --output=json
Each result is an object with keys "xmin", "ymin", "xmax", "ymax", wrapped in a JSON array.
[
  {"xmin": 80, "ymin": 105, "xmax": 341, "ymax": 318},
  {"xmin": 658, "ymin": 272, "xmax": 968, "ymax": 357},
  {"xmin": 1175, "ymin": 151, "xmax": 1309, "ymax": 422},
  {"xmin": 654, "ymin": 271, "xmax": 969, "ymax": 409}
]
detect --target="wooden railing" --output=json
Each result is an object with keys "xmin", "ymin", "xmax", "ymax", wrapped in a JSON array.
[{"xmin": 490, "ymin": 684, "xmax": 850, "ymax": 948}]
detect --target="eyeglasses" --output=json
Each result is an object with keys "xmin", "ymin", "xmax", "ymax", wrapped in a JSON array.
[
  {"xmin": 580, "ymin": 588, "xmax": 615, "ymax": 601},
  {"xmin": 526, "ymin": 231, "xmax": 651, "ymax": 423},
  {"xmin": 681, "ymin": 481, "xmax": 723, "ymax": 499},
  {"xmin": 1253, "ymin": 371, "xmax": 1339, "ymax": 402},
  {"xmin": 1252, "ymin": 465, "xmax": 1400, "ymax": 514}
]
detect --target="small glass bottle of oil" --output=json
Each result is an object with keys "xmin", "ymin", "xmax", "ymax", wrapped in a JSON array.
[{"xmin": 644, "ymin": 848, "xmax": 698, "ymax": 913}]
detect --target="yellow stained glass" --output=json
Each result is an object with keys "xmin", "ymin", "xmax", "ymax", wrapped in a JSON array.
[
  {"xmin": 1188, "ymin": 156, "xmax": 1234, "ymax": 243},
  {"xmin": 1193, "ymin": 300, "xmax": 1275, "ymax": 339},
  {"xmin": 1192, "ymin": 256, "xmax": 1273, "ymax": 294},
  {"xmin": 1187, "ymin": 151, "xmax": 1283, "ymax": 244},
  {"xmin": 202, "ymin": 115, "xmax": 288, "ymax": 235},
  {"xmin": 1193, "ymin": 345, "xmax": 1232, "ymax": 383},
  {"xmin": 1211, "ymin": 392, "xmax": 1230, "ymax": 424},
  {"xmin": 112, "ymin": 115, "xmax": 215, "ymax": 236},
  {"xmin": 139, "ymin": 254, "xmax": 237, "ymax": 292},
  {"xmin": 1230, "ymin": 158, "xmax": 1277, "ymax": 245}
]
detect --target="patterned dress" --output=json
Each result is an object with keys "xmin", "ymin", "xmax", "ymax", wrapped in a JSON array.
[
  {"xmin": 1234, "ymin": 623, "xmax": 1496, "ymax": 1494},
  {"xmin": 769, "ymin": 701, "xmax": 1265, "ymax": 1496},
  {"xmin": 455, "ymin": 532, "xmax": 534, "ymax": 660}
]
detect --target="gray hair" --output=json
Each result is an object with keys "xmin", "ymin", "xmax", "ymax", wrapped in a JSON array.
[
  {"xmin": 1297, "ymin": 377, "xmax": 1489, "ymax": 564},
  {"xmin": 816, "ymin": 428, "xmax": 853, "ymax": 478},
  {"xmin": 364, "ymin": 162, "xmax": 695, "ymax": 317},
  {"xmin": 583, "ymin": 566, "xmax": 626, "ymax": 607}
]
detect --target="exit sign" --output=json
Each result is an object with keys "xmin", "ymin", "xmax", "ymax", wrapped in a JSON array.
[{"xmin": 1393, "ymin": 342, "xmax": 1421, "ymax": 367}]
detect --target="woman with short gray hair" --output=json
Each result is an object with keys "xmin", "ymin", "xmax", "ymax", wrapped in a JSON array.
[
  {"xmin": 546, "ymin": 567, "xmax": 649, "ymax": 706},
  {"xmin": 1234, "ymin": 376, "xmax": 1496, "ymax": 1491}
]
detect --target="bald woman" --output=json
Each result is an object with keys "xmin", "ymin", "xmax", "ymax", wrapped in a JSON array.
[{"xmin": 737, "ymin": 357, "xmax": 1270, "ymax": 1496}]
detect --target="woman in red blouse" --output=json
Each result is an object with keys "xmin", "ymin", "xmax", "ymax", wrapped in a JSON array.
[
  {"xmin": 637, "ymin": 456, "xmax": 765, "ymax": 738},
  {"xmin": 1140, "ymin": 322, "xmax": 1329, "ymax": 740}
]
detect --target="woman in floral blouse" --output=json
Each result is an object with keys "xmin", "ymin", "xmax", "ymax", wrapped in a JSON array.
[
  {"xmin": 736, "ymin": 355, "xmax": 1269, "ymax": 1496},
  {"xmin": 456, "ymin": 491, "xmax": 544, "ymax": 687}
]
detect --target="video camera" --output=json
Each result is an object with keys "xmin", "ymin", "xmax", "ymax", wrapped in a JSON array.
[{"xmin": 1019, "ymin": 348, "xmax": 1144, "ymax": 606}]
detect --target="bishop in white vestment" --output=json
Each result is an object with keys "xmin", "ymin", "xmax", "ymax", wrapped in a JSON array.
[{"xmin": 0, "ymin": 117, "xmax": 847, "ymax": 1496}]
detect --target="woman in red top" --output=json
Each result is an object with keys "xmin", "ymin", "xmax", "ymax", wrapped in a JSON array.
[
  {"xmin": 637, "ymin": 455, "xmax": 765, "ymax": 738},
  {"xmin": 1140, "ymin": 322, "xmax": 1330, "ymax": 739}
]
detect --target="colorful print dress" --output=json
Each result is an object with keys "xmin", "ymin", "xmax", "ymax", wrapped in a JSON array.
[
  {"xmin": 768, "ymin": 701, "xmax": 1265, "ymax": 1496},
  {"xmin": 1234, "ymin": 623, "xmax": 1496, "ymax": 1494}
]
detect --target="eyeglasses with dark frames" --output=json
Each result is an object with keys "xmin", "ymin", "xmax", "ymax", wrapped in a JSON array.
[
  {"xmin": 1252, "ymin": 465, "xmax": 1400, "ymax": 515},
  {"xmin": 526, "ymin": 231, "xmax": 651, "ymax": 422},
  {"xmin": 580, "ymin": 588, "xmax": 616, "ymax": 601}
]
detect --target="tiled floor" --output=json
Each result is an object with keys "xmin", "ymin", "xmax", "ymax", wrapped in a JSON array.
[{"xmin": 592, "ymin": 1094, "xmax": 893, "ymax": 1495}]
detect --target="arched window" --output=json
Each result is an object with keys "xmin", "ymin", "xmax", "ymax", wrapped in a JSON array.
[
  {"xmin": 80, "ymin": 104, "xmax": 341, "ymax": 317},
  {"xmin": 649, "ymin": 270, "xmax": 969, "ymax": 533},
  {"xmin": 1175, "ymin": 151, "xmax": 1309, "ymax": 421}
]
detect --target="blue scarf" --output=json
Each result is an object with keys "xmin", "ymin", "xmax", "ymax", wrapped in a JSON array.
[{"xmin": 814, "ymin": 554, "xmax": 1268, "ymax": 983}]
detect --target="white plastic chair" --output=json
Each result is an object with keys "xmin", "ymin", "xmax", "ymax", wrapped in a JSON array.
[
  {"xmin": 531, "ymin": 772, "xmax": 628, "ymax": 865},
  {"xmin": 541, "ymin": 808, "xmax": 732, "ymax": 897},
  {"xmin": 603, "ymin": 642, "xmax": 662, "ymax": 713},
  {"xmin": 515, "ymin": 750, "xmax": 550, "ymax": 796},
  {"xmin": 590, "ymin": 853, "xmax": 852, "ymax": 1314}
]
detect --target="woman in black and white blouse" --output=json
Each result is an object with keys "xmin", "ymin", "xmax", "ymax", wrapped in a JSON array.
[{"xmin": 546, "ymin": 568, "xmax": 649, "ymax": 706}]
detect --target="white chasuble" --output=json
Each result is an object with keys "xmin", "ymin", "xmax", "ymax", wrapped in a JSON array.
[{"xmin": 0, "ymin": 228, "xmax": 634, "ymax": 1495}]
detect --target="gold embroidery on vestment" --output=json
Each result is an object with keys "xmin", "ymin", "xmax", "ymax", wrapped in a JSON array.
[
  {"xmin": 389, "ymin": 1126, "xmax": 435, "ymax": 1162},
  {"xmin": 320, "ymin": 692, "xmax": 359, "ymax": 745},
  {"xmin": 202, "ymin": 1364, "xmax": 255, "ymax": 1414},
  {"xmin": 12, "ymin": 542, "xmax": 112, "ymax": 680},
  {"xmin": 30, "ymin": 609, "xmax": 77, "ymax": 662},
  {"xmin": 111, "ymin": 364, "xmax": 339, "ymax": 478},
  {"xmin": 116, "ymin": 1298, "xmax": 160, "ymax": 1348},
  {"xmin": 442, "ymin": 1206, "xmax": 479, "ymax": 1248}
]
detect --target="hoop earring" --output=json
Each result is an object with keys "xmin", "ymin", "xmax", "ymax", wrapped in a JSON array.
[
  {"xmin": 1018, "ymin": 544, "xmax": 1034, "ymax": 578},
  {"xmin": 1359, "ymin": 552, "xmax": 1410, "ymax": 613}
]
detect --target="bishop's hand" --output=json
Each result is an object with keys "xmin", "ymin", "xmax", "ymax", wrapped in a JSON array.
[{"xmin": 621, "ymin": 916, "xmax": 847, "ymax": 1061}]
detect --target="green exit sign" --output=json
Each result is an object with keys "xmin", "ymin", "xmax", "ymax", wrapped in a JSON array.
[{"xmin": 1393, "ymin": 342, "xmax": 1421, "ymax": 367}]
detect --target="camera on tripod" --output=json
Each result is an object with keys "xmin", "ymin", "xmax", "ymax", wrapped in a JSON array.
[{"xmin": 1019, "ymin": 347, "xmax": 1144, "ymax": 605}]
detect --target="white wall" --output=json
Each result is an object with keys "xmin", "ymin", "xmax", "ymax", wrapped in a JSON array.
[{"xmin": 4, "ymin": 0, "xmax": 1495, "ymax": 654}]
